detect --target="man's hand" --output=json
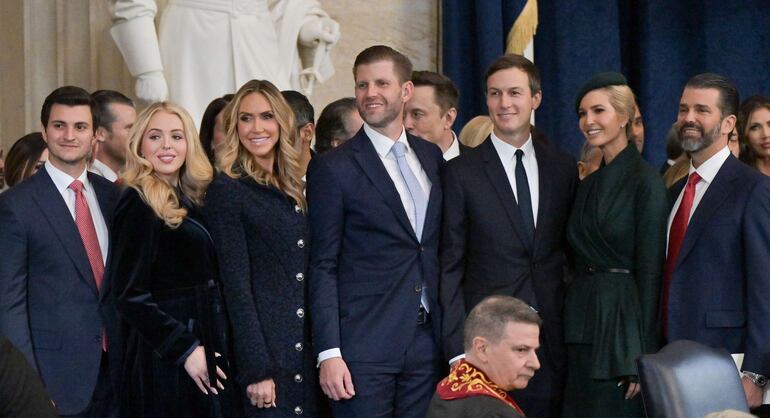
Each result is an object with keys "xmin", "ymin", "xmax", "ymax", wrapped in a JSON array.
[
  {"xmin": 319, "ymin": 357, "xmax": 355, "ymax": 401},
  {"xmin": 742, "ymin": 376, "xmax": 764, "ymax": 408},
  {"xmin": 247, "ymin": 379, "xmax": 276, "ymax": 408}
]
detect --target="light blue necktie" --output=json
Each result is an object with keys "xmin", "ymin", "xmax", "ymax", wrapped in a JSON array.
[{"xmin": 392, "ymin": 141, "xmax": 430, "ymax": 311}]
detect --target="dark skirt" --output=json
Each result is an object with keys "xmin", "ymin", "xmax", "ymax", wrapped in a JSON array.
[{"xmin": 562, "ymin": 344, "xmax": 644, "ymax": 418}]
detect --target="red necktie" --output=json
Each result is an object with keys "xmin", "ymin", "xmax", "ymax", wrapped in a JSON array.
[
  {"xmin": 661, "ymin": 172, "xmax": 701, "ymax": 337},
  {"xmin": 69, "ymin": 180, "xmax": 107, "ymax": 350}
]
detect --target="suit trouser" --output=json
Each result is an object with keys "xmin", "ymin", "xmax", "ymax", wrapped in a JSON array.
[
  {"xmin": 329, "ymin": 321, "xmax": 443, "ymax": 418},
  {"xmin": 61, "ymin": 352, "xmax": 117, "ymax": 418}
]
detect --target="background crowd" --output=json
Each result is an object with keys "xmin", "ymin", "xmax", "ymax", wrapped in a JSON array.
[{"xmin": 0, "ymin": 42, "xmax": 769, "ymax": 418}]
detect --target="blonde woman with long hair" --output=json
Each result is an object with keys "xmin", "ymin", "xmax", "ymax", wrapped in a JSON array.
[
  {"xmin": 203, "ymin": 80, "xmax": 320, "ymax": 417},
  {"xmin": 106, "ymin": 102, "xmax": 240, "ymax": 418}
]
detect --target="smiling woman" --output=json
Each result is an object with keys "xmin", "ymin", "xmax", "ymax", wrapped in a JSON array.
[{"xmin": 738, "ymin": 95, "xmax": 770, "ymax": 176}]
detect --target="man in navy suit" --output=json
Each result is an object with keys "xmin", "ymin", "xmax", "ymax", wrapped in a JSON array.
[
  {"xmin": 664, "ymin": 73, "xmax": 770, "ymax": 411},
  {"xmin": 0, "ymin": 86, "xmax": 119, "ymax": 417},
  {"xmin": 307, "ymin": 45, "xmax": 444, "ymax": 417},
  {"xmin": 439, "ymin": 54, "xmax": 577, "ymax": 418}
]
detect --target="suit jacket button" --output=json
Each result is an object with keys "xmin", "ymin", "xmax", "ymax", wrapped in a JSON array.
[
  {"xmin": 295, "ymin": 342, "xmax": 303, "ymax": 351},
  {"xmin": 295, "ymin": 272, "xmax": 304, "ymax": 282},
  {"xmin": 415, "ymin": 285, "xmax": 422, "ymax": 293},
  {"xmin": 297, "ymin": 239, "xmax": 305, "ymax": 248},
  {"xmin": 296, "ymin": 308, "xmax": 305, "ymax": 318},
  {"xmin": 294, "ymin": 374, "xmax": 303, "ymax": 383},
  {"xmin": 294, "ymin": 406, "xmax": 303, "ymax": 415}
]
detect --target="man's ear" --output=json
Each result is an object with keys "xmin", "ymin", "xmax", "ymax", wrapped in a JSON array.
[
  {"xmin": 300, "ymin": 123, "xmax": 315, "ymax": 144},
  {"xmin": 721, "ymin": 114, "xmax": 737, "ymax": 137},
  {"xmin": 472, "ymin": 336, "xmax": 489, "ymax": 363},
  {"xmin": 94, "ymin": 126, "xmax": 108, "ymax": 143},
  {"xmin": 444, "ymin": 107, "xmax": 458, "ymax": 131}
]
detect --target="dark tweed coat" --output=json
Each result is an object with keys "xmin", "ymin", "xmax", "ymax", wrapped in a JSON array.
[{"xmin": 203, "ymin": 173, "xmax": 318, "ymax": 418}]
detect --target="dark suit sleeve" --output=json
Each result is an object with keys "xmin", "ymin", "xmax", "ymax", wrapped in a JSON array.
[
  {"xmin": 203, "ymin": 177, "xmax": 275, "ymax": 385},
  {"xmin": 633, "ymin": 173, "xmax": 668, "ymax": 353},
  {"xmin": 306, "ymin": 156, "xmax": 345, "ymax": 354},
  {"xmin": 0, "ymin": 197, "xmax": 35, "ymax": 370},
  {"xmin": 110, "ymin": 190, "xmax": 198, "ymax": 364},
  {"xmin": 742, "ymin": 178, "xmax": 770, "ymax": 375},
  {"xmin": 439, "ymin": 162, "xmax": 469, "ymax": 360},
  {"xmin": 0, "ymin": 334, "xmax": 57, "ymax": 418}
]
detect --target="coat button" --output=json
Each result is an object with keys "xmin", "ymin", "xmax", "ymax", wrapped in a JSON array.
[
  {"xmin": 295, "ymin": 272, "xmax": 304, "ymax": 282},
  {"xmin": 296, "ymin": 308, "xmax": 305, "ymax": 318},
  {"xmin": 295, "ymin": 204, "xmax": 301, "ymax": 213},
  {"xmin": 295, "ymin": 342, "xmax": 303, "ymax": 351},
  {"xmin": 297, "ymin": 239, "xmax": 305, "ymax": 248},
  {"xmin": 294, "ymin": 374, "xmax": 303, "ymax": 383},
  {"xmin": 294, "ymin": 406, "xmax": 303, "ymax": 415},
  {"xmin": 414, "ymin": 285, "xmax": 422, "ymax": 293}
]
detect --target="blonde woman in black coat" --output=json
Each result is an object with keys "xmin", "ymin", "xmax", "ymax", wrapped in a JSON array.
[{"xmin": 203, "ymin": 79, "xmax": 318, "ymax": 417}]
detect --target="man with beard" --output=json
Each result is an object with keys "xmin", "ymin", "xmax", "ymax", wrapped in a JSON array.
[
  {"xmin": 663, "ymin": 73, "xmax": 770, "ymax": 412},
  {"xmin": 307, "ymin": 45, "xmax": 444, "ymax": 417},
  {"xmin": 89, "ymin": 90, "xmax": 135, "ymax": 184}
]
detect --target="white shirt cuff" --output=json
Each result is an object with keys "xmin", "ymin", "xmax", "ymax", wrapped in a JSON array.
[
  {"xmin": 449, "ymin": 353, "xmax": 465, "ymax": 365},
  {"xmin": 317, "ymin": 348, "xmax": 342, "ymax": 367}
]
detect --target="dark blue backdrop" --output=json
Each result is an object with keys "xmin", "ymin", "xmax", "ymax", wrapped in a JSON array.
[{"xmin": 443, "ymin": 0, "xmax": 770, "ymax": 165}]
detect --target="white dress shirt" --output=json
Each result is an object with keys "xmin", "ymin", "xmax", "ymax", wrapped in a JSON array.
[
  {"xmin": 45, "ymin": 161, "xmax": 109, "ymax": 263},
  {"xmin": 89, "ymin": 159, "xmax": 119, "ymax": 183},
  {"xmin": 667, "ymin": 146, "xmax": 731, "ymax": 241},
  {"xmin": 490, "ymin": 132, "xmax": 540, "ymax": 226},
  {"xmin": 442, "ymin": 132, "xmax": 461, "ymax": 161},
  {"xmin": 318, "ymin": 123, "xmax": 433, "ymax": 365}
]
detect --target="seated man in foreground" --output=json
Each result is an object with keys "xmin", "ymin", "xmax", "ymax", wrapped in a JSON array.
[{"xmin": 427, "ymin": 295, "xmax": 541, "ymax": 418}]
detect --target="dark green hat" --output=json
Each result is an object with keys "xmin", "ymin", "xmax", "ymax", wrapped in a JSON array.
[{"xmin": 575, "ymin": 72, "xmax": 628, "ymax": 112}]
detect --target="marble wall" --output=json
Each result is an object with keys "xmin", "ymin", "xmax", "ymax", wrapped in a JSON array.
[{"xmin": 0, "ymin": 0, "xmax": 439, "ymax": 153}]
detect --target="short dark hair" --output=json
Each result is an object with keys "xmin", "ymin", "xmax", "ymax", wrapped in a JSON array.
[
  {"xmin": 282, "ymin": 90, "xmax": 315, "ymax": 127},
  {"xmin": 40, "ymin": 86, "xmax": 96, "ymax": 131},
  {"xmin": 315, "ymin": 97, "xmax": 358, "ymax": 154},
  {"xmin": 199, "ymin": 94, "xmax": 234, "ymax": 164},
  {"xmin": 684, "ymin": 73, "xmax": 739, "ymax": 119},
  {"xmin": 411, "ymin": 70, "xmax": 459, "ymax": 114},
  {"xmin": 353, "ymin": 45, "xmax": 413, "ymax": 85},
  {"xmin": 463, "ymin": 295, "xmax": 542, "ymax": 351},
  {"xmin": 91, "ymin": 90, "xmax": 134, "ymax": 131},
  {"xmin": 484, "ymin": 54, "xmax": 541, "ymax": 95}
]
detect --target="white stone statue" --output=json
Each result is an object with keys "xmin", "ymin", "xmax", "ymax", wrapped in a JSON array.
[{"xmin": 107, "ymin": 0, "xmax": 340, "ymax": 125}]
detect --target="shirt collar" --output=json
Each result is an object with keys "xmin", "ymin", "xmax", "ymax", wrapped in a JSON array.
[
  {"xmin": 46, "ymin": 160, "xmax": 90, "ymax": 193},
  {"xmin": 490, "ymin": 131, "xmax": 534, "ymax": 163},
  {"xmin": 443, "ymin": 132, "xmax": 461, "ymax": 160},
  {"xmin": 90, "ymin": 159, "xmax": 118, "ymax": 182},
  {"xmin": 364, "ymin": 123, "xmax": 409, "ymax": 158},
  {"xmin": 689, "ymin": 145, "xmax": 730, "ymax": 184}
]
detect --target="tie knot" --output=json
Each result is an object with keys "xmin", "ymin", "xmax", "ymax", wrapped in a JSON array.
[
  {"xmin": 515, "ymin": 149, "xmax": 525, "ymax": 160},
  {"xmin": 69, "ymin": 180, "xmax": 84, "ymax": 193},
  {"xmin": 687, "ymin": 172, "xmax": 702, "ymax": 188},
  {"xmin": 392, "ymin": 141, "xmax": 407, "ymax": 158}
]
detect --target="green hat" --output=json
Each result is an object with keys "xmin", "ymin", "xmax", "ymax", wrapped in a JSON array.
[{"xmin": 575, "ymin": 72, "xmax": 628, "ymax": 112}]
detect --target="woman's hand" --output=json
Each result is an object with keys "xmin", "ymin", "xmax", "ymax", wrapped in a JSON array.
[
  {"xmin": 184, "ymin": 346, "xmax": 227, "ymax": 394},
  {"xmin": 247, "ymin": 379, "xmax": 276, "ymax": 408},
  {"xmin": 618, "ymin": 376, "xmax": 641, "ymax": 400}
]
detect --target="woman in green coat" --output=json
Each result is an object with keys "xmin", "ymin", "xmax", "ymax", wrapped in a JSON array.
[{"xmin": 562, "ymin": 73, "xmax": 668, "ymax": 418}]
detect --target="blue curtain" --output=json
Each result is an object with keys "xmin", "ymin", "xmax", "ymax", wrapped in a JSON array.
[{"xmin": 443, "ymin": 0, "xmax": 770, "ymax": 165}]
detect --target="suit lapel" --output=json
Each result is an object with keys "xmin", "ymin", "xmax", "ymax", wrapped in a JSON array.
[
  {"xmin": 480, "ymin": 139, "xmax": 533, "ymax": 254},
  {"xmin": 30, "ymin": 169, "xmax": 98, "ymax": 295},
  {"xmin": 676, "ymin": 157, "xmax": 740, "ymax": 267},
  {"xmin": 89, "ymin": 173, "xmax": 116, "ymax": 300},
  {"xmin": 409, "ymin": 134, "xmax": 441, "ymax": 243},
  {"xmin": 351, "ymin": 132, "xmax": 416, "ymax": 241},
  {"xmin": 532, "ymin": 140, "xmax": 551, "ymax": 255}
]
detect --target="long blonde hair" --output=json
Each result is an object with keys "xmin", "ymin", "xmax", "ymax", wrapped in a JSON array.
[
  {"xmin": 122, "ymin": 102, "xmax": 213, "ymax": 228},
  {"xmin": 217, "ymin": 79, "xmax": 306, "ymax": 211}
]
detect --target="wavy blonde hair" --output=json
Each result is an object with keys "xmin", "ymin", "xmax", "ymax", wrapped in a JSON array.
[
  {"xmin": 121, "ymin": 102, "xmax": 213, "ymax": 228},
  {"xmin": 217, "ymin": 79, "xmax": 306, "ymax": 211}
]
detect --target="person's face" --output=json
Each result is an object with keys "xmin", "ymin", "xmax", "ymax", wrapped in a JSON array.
[
  {"xmin": 578, "ymin": 90, "xmax": 627, "ymax": 150},
  {"xmin": 212, "ymin": 109, "xmax": 227, "ymax": 154},
  {"xmin": 140, "ymin": 111, "xmax": 188, "ymax": 185},
  {"xmin": 42, "ymin": 104, "xmax": 95, "ymax": 168},
  {"xmin": 481, "ymin": 322, "xmax": 541, "ymax": 391},
  {"xmin": 676, "ymin": 88, "xmax": 728, "ymax": 154},
  {"xmin": 727, "ymin": 130, "xmax": 741, "ymax": 158},
  {"xmin": 631, "ymin": 106, "xmax": 645, "ymax": 153},
  {"xmin": 104, "ymin": 103, "xmax": 136, "ymax": 164},
  {"xmin": 34, "ymin": 149, "xmax": 49, "ymax": 175},
  {"xmin": 341, "ymin": 109, "xmax": 364, "ymax": 141},
  {"xmin": 746, "ymin": 107, "xmax": 770, "ymax": 160},
  {"xmin": 578, "ymin": 147, "xmax": 602, "ymax": 180},
  {"xmin": 354, "ymin": 60, "xmax": 412, "ymax": 129},
  {"xmin": 485, "ymin": 67, "xmax": 541, "ymax": 142},
  {"xmin": 404, "ymin": 85, "xmax": 453, "ymax": 144},
  {"xmin": 237, "ymin": 92, "xmax": 279, "ymax": 172}
]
